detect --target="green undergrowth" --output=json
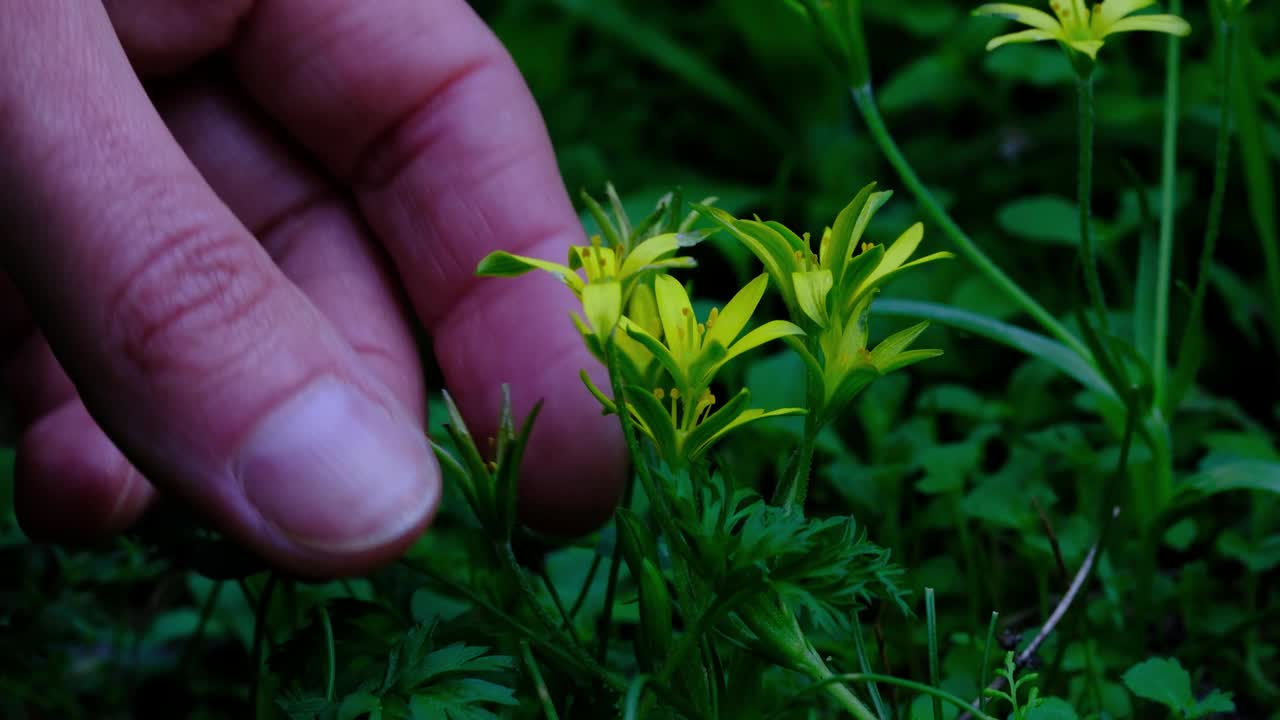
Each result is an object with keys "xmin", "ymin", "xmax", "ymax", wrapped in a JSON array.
[{"xmin": 2, "ymin": 1, "xmax": 1278, "ymax": 718}]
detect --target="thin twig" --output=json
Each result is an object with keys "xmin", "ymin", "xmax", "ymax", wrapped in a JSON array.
[
  {"xmin": 1032, "ymin": 496, "xmax": 1068, "ymax": 581},
  {"xmin": 956, "ymin": 507, "xmax": 1118, "ymax": 720}
]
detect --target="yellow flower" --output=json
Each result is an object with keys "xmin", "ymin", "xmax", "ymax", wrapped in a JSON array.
[
  {"xmin": 973, "ymin": 0, "xmax": 1190, "ymax": 60},
  {"xmin": 581, "ymin": 273, "xmax": 806, "ymax": 466},
  {"xmin": 697, "ymin": 185, "xmax": 950, "ymax": 423},
  {"xmin": 477, "ymin": 233, "xmax": 695, "ymax": 371},
  {"xmin": 623, "ymin": 274, "xmax": 805, "ymax": 399}
]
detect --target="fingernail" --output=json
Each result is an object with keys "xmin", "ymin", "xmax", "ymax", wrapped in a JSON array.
[{"xmin": 237, "ymin": 378, "xmax": 438, "ymax": 554}]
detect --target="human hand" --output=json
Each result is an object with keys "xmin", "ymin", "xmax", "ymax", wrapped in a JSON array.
[{"xmin": 0, "ymin": 0, "xmax": 625, "ymax": 576}]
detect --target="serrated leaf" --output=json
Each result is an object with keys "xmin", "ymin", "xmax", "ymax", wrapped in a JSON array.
[{"xmin": 338, "ymin": 691, "xmax": 382, "ymax": 720}]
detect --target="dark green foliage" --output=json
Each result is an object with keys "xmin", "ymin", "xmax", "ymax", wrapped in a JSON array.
[{"xmin": 3, "ymin": 0, "xmax": 1279, "ymax": 717}]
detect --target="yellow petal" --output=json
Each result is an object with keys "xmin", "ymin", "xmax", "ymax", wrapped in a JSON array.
[
  {"xmin": 854, "ymin": 222, "xmax": 923, "ymax": 297},
  {"xmin": 793, "ymin": 269, "xmax": 834, "ymax": 327},
  {"xmin": 1092, "ymin": 0, "xmax": 1155, "ymax": 28},
  {"xmin": 704, "ymin": 274, "xmax": 770, "ymax": 350},
  {"xmin": 619, "ymin": 233, "xmax": 680, "ymax": 277},
  {"xmin": 1066, "ymin": 38, "xmax": 1105, "ymax": 58},
  {"xmin": 653, "ymin": 274, "xmax": 696, "ymax": 361},
  {"xmin": 571, "ymin": 246, "xmax": 618, "ymax": 283},
  {"xmin": 583, "ymin": 281, "xmax": 622, "ymax": 337},
  {"xmin": 1103, "ymin": 14, "xmax": 1191, "ymax": 37},
  {"xmin": 722, "ymin": 320, "xmax": 805, "ymax": 365},
  {"xmin": 1065, "ymin": 0, "xmax": 1091, "ymax": 26},
  {"xmin": 628, "ymin": 281, "xmax": 663, "ymax": 338},
  {"xmin": 973, "ymin": 3, "xmax": 1063, "ymax": 31},
  {"xmin": 985, "ymin": 28, "xmax": 1060, "ymax": 51}
]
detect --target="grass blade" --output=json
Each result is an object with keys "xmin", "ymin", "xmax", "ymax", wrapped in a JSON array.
[{"xmin": 874, "ymin": 298, "xmax": 1113, "ymax": 397}]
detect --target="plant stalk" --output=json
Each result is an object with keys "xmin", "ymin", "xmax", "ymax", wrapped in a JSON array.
[
  {"xmin": 1170, "ymin": 9, "xmax": 1236, "ymax": 412},
  {"xmin": 1076, "ymin": 74, "xmax": 1108, "ymax": 325},
  {"xmin": 851, "ymin": 85, "xmax": 1089, "ymax": 360},
  {"xmin": 774, "ymin": 412, "xmax": 820, "ymax": 512},
  {"xmin": 1152, "ymin": 0, "xmax": 1184, "ymax": 408}
]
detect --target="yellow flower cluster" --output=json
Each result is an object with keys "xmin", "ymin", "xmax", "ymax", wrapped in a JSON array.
[{"xmin": 477, "ymin": 186, "xmax": 949, "ymax": 467}]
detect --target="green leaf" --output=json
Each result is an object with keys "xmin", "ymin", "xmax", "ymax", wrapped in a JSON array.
[
  {"xmin": 996, "ymin": 195, "xmax": 1096, "ymax": 246},
  {"xmin": 1190, "ymin": 460, "xmax": 1280, "ymax": 497},
  {"xmin": 915, "ymin": 442, "xmax": 981, "ymax": 494},
  {"xmin": 475, "ymin": 251, "xmax": 583, "ymax": 291},
  {"xmin": 409, "ymin": 678, "xmax": 517, "ymax": 720},
  {"xmin": 982, "ymin": 44, "xmax": 1073, "ymax": 86},
  {"xmin": 696, "ymin": 206, "xmax": 802, "ymax": 309},
  {"xmin": 1216, "ymin": 530, "xmax": 1280, "ymax": 572},
  {"xmin": 337, "ymin": 691, "xmax": 381, "ymax": 720},
  {"xmin": 1122, "ymin": 658, "xmax": 1195, "ymax": 712},
  {"xmin": 1234, "ymin": 21, "xmax": 1280, "ymax": 342},
  {"xmin": 1025, "ymin": 697, "xmax": 1078, "ymax": 720},
  {"xmin": 622, "ymin": 383, "xmax": 681, "ymax": 462},
  {"xmin": 622, "ymin": 317, "xmax": 685, "ymax": 385},
  {"xmin": 874, "ymin": 299, "xmax": 1112, "ymax": 398},
  {"xmin": 880, "ymin": 56, "xmax": 958, "ymax": 113},
  {"xmin": 1193, "ymin": 691, "xmax": 1237, "ymax": 716},
  {"xmin": 824, "ymin": 182, "xmax": 878, "ymax": 283},
  {"xmin": 690, "ymin": 403, "xmax": 806, "ymax": 460},
  {"xmin": 870, "ymin": 321, "xmax": 930, "ymax": 366}
]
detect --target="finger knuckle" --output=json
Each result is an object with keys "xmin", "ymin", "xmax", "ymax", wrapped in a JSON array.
[{"xmin": 105, "ymin": 220, "xmax": 276, "ymax": 378}]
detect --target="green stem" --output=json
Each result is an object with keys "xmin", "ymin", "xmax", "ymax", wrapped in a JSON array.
[
  {"xmin": 178, "ymin": 580, "xmax": 223, "ymax": 673},
  {"xmin": 318, "ymin": 604, "xmax": 335, "ymax": 702},
  {"xmin": 775, "ymin": 674, "xmax": 1000, "ymax": 720},
  {"xmin": 567, "ymin": 551, "xmax": 603, "ymax": 618},
  {"xmin": 1171, "ymin": 11, "xmax": 1236, "ymax": 411},
  {"xmin": 601, "ymin": 337, "xmax": 702, "ymax": 664},
  {"xmin": 521, "ymin": 641, "xmax": 561, "ymax": 720},
  {"xmin": 851, "ymin": 85, "xmax": 1089, "ymax": 360},
  {"xmin": 1152, "ymin": 0, "xmax": 1184, "ymax": 408},
  {"xmin": 774, "ymin": 413, "xmax": 820, "ymax": 512},
  {"xmin": 852, "ymin": 612, "xmax": 891, "ymax": 720},
  {"xmin": 538, "ymin": 567, "xmax": 582, "ymax": 646},
  {"xmin": 926, "ymin": 589, "xmax": 942, "ymax": 720},
  {"xmin": 249, "ymin": 574, "xmax": 279, "ymax": 720},
  {"xmin": 499, "ymin": 542, "xmax": 575, "ymax": 649},
  {"xmin": 1076, "ymin": 74, "xmax": 1108, "ymax": 324},
  {"xmin": 979, "ymin": 612, "xmax": 999, "ymax": 715},
  {"xmin": 400, "ymin": 559, "xmax": 630, "ymax": 696},
  {"xmin": 596, "ymin": 539, "xmax": 624, "ymax": 663},
  {"xmin": 798, "ymin": 646, "xmax": 878, "ymax": 720}
]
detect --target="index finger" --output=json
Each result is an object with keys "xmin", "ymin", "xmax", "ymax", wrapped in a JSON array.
[{"xmin": 229, "ymin": 0, "xmax": 625, "ymax": 531}]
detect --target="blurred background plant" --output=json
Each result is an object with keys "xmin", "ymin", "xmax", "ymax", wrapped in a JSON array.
[{"xmin": 2, "ymin": 0, "xmax": 1277, "ymax": 717}]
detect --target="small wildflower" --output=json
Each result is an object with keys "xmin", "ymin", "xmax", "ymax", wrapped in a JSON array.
[
  {"xmin": 973, "ymin": 0, "xmax": 1191, "ymax": 61},
  {"xmin": 622, "ymin": 274, "xmax": 804, "ymax": 399},
  {"xmin": 582, "ymin": 273, "xmax": 806, "ymax": 467},
  {"xmin": 698, "ymin": 184, "xmax": 950, "ymax": 425}
]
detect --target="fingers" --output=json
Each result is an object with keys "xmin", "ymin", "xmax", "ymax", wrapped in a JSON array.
[
  {"xmin": 2, "ymin": 271, "xmax": 151, "ymax": 538},
  {"xmin": 0, "ymin": 4, "xmax": 437, "ymax": 575},
  {"xmin": 155, "ymin": 77, "xmax": 425, "ymax": 418},
  {"xmin": 14, "ymin": 400, "xmax": 155, "ymax": 539},
  {"xmin": 230, "ymin": 0, "xmax": 626, "ymax": 531}
]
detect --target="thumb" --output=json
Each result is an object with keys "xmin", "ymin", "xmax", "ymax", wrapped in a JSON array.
[{"xmin": 0, "ymin": 3, "xmax": 437, "ymax": 575}]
